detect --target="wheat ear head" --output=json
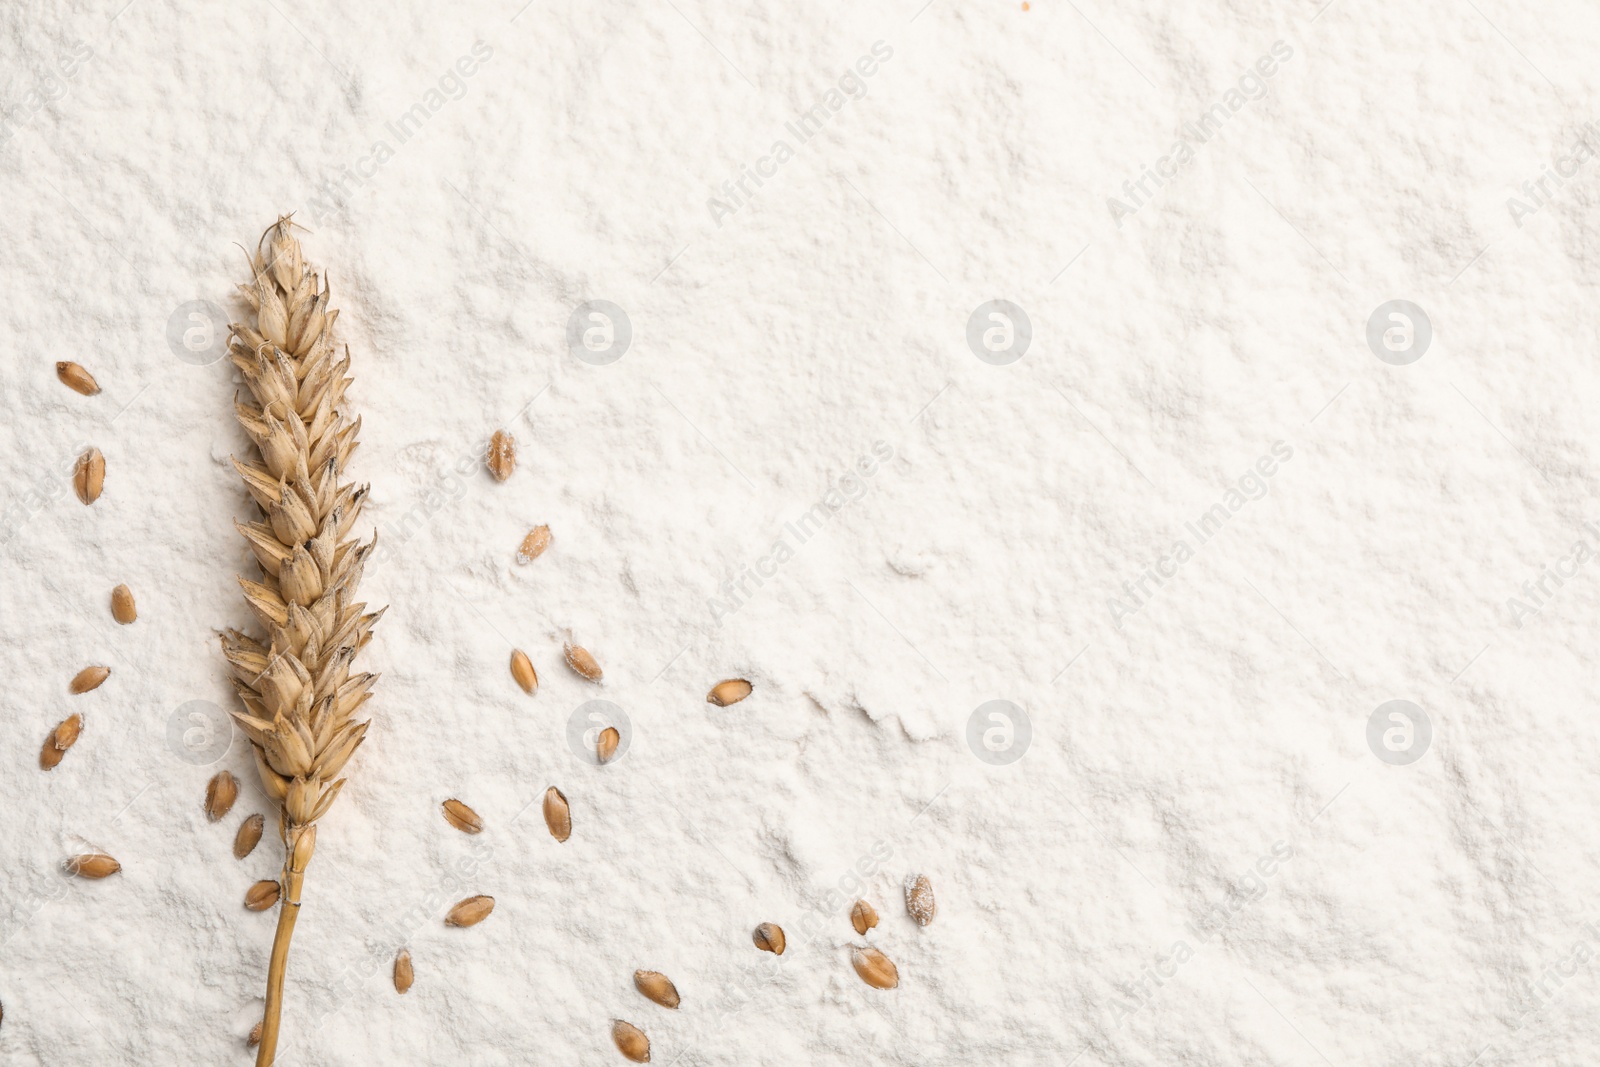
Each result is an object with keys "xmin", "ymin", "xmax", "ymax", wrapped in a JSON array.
[{"xmin": 220, "ymin": 217, "xmax": 382, "ymax": 1066}]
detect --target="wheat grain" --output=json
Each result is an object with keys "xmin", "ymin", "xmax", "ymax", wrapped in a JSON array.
[
  {"xmin": 56, "ymin": 361, "xmax": 100, "ymax": 395},
  {"xmin": 596, "ymin": 726, "xmax": 619, "ymax": 764},
  {"xmin": 487, "ymin": 430, "xmax": 515, "ymax": 481},
  {"xmin": 564, "ymin": 643, "xmax": 602, "ymax": 682},
  {"xmin": 543, "ymin": 785, "xmax": 571, "ymax": 842},
  {"xmin": 612, "ymin": 1020, "xmax": 651, "ymax": 1063},
  {"xmin": 510, "ymin": 649, "xmax": 538, "ymax": 695},
  {"xmin": 706, "ymin": 679, "xmax": 752, "ymax": 706},
  {"xmin": 73, "ymin": 447, "xmax": 104, "ymax": 504},
  {"xmin": 110, "ymin": 583, "xmax": 136, "ymax": 623},
  {"xmin": 850, "ymin": 946, "xmax": 899, "ymax": 989},
  {"xmin": 516, "ymin": 525, "xmax": 551, "ymax": 563},
  {"xmin": 40, "ymin": 713, "xmax": 82, "ymax": 770},
  {"xmin": 65, "ymin": 854, "xmax": 120, "ymax": 879},
  {"xmin": 234, "ymin": 814, "xmax": 265, "ymax": 859},
  {"xmin": 752, "ymin": 923, "xmax": 785, "ymax": 955},
  {"xmin": 221, "ymin": 217, "xmax": 384, "ymax": 1066},
  {"xmin": 850, "ymin": 899, "xmax": 878, "ymax": 935},
  {"xmin": 904, "ymin": 874, "xmax": 936, "ymax": 926},
  {"xmin": 393, "ymin": 948, "xmax": 414, "ymax": 994},
  {"xmin": 70, "ymin": 665, "xmax": 109, "ymax": 694},
  {"xmin": 445, "ymin": 895, "xmax": 494, "ymax": 927},
  {"xmin": 442, "ymin": 798, "xmax": 483, "ymax": 834},
  {"xmin": 633, "ymin": 970, "xmax": 680, "ymax": 1009},
  {"xmin": 245, "ymin": 880, "xmax": 282, "ymax": 910},
  {"xmin": 206, "ymin": 771, "xmax": 239, "ymax": 821}
]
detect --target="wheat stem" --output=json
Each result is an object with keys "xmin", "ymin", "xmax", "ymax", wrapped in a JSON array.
[
  {"xmin": 256, "ymin": 824, "xmax": 312, "ymax": 1065},
  {"xmin": 223, "ymin": 218, "xmax": 380, "ymax": 1065}
]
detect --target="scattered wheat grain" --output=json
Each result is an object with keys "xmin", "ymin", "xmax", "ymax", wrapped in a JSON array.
[
  {"xmin": 446, "ymin": 895, "xmax": 494, "ymax": 927},
  {"xmin": 65, "ymin": 854, "xmax": 120, "ymax": 879},
  {"xmin": 904, "ymin": 874, "xmax": 936, "ymax": 926},
  {"xmin": 206, "ymin": 771, "xmax": 239, "ymax": 822},
  {"xmin": 110, "ymin": 583, "xmax": 137, "ymax": 623},
  {"xmin": 612, "ymin": 1020, "xmax": 650, "ymax": 1063},
  {"xmin": 57, "ymin": 361, "xmax": 100, "ymax": 395},
  {"xmin": 543, "ymin": 786, "xmax": 571, "ymax": 842},
  {"xmin": 442, "ymin": 798, "xmax": 483, "ymax": 834},
  {"xmin": 851, "ymin": 946, "xmax": 899, "ymax": 989},
  {"xmin": 633, "ymin": 970, "xmax": 680, "ymax": 1009},
  {"xmin": 752, "ymin": 923, "xmax": 785, "ymax": 955},
  {"xmin": 510, "ymin": 649, "xmax": 538, "ymax": 695},
  {"xmin": 564, "ymin": 643, "xmax": 602, "ymax": 682},
  {"xmin": 487, "ymin": 430, "xmax": 515, "ymax": 481},
  {"xmin": 73, "ymin": 447, "xmax": 104, "ymax": 504},
  {"xmin": 706, "ymin": 679, "xmax": 752, "ymax": 706},
  {"xmin": 246, "ymin": 880, "xmax": 282, "ymax": 910},
  {"xmin": 234, "ymin": 814, "xmax": 265, "ymax": 859},
  {"xmin": 70, "ymin": 666, "xmax": 109, "ymax": 694},
  {"xmin": 40, "ymin": 713, "xmax": 83, "ymax": 770},
  {"xmin": 394, "ymin": 948, "xmax": 413, "ymax": 994},
  {"xmin": 517, "ymin": 524, "xmax": 551, "ymax": 563}
]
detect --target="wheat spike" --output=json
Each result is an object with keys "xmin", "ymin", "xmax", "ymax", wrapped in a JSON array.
[{"xmin": 223, "ymin": 217, "xmax": 383, "ymax": 1067}]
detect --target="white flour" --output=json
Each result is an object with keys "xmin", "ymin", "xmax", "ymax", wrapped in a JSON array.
[{"xmin": 2, "ymin": 1, "xmax": 1599, "ymax": 1064}]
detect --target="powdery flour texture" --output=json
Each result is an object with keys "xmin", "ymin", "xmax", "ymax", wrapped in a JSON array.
[{"xmin": 3, "ymin": 0, "xmax": 1600, "ymax": 1065}]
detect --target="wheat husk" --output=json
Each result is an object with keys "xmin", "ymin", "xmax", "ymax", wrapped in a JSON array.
[{"xmin": 222, "ymin": 217, "xmax": 384, "ymax": 1066}]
